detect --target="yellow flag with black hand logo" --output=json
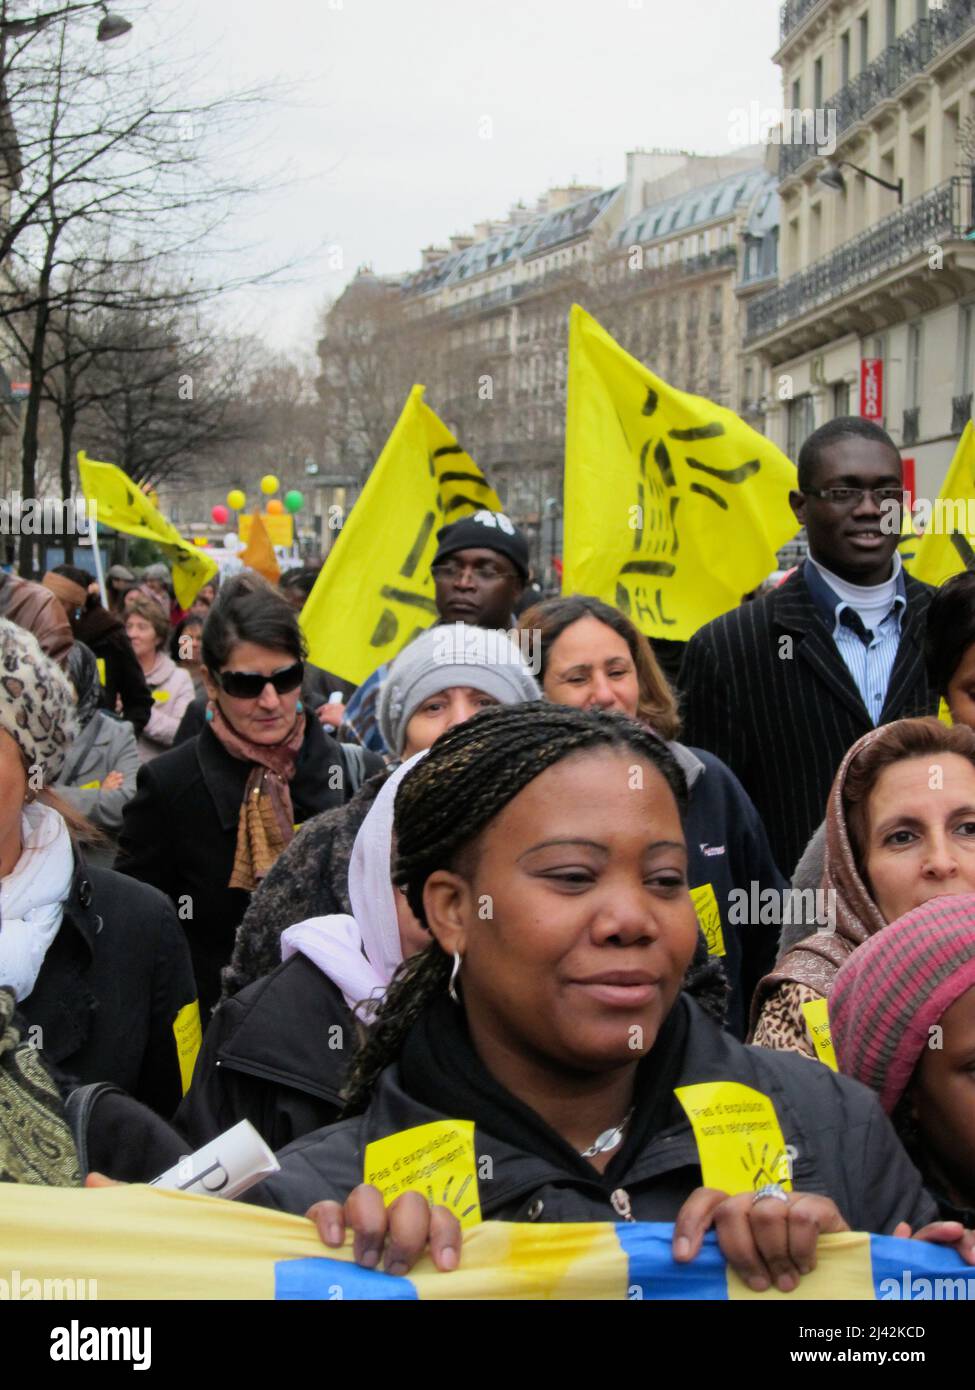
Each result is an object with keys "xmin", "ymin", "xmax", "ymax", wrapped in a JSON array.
[
  {"xmin": 78, "ymin": 452, "xmax": 216, "ymax": 609},
  {"xmin": 563, "ymin": 306, "xmax": 799, "ymax": 640},
  {"xmin": 300, "ymin": 385, "xmax": 502, "ymax": 685},
  {"xmin": 905, "ymin": 420, "xmax": 975, "ymax": 586}
]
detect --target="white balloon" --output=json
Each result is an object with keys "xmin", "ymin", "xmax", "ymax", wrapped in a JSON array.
[{"xmin": 224, "ymin": 532, "xmax": 240, "ymax": 552}]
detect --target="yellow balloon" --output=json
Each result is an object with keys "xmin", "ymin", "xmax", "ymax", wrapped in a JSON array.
[
  {"xmin": 260, "ymin": 474, "xmax": 279, "ymax": 496},
  {"xmin": 227, "ymin": 489, "xmax": 246, "ymax": 511}
]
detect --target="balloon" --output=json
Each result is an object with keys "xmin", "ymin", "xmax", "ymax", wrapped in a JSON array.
[
  {"xmin": 224, "ymin": 532, "xmax": 240, "ymax": 552},
  {"xmin": 260, "ymin": 474, "xmax": 279, "ymax": 496},
  {"xmin": 211, "ymin": 504, "xmax": 229, "ymax": 525},
  {"xmin": 266, "ymin": 498, "xmax": 284, "ymax": 515},
  {"xmin": 227, "ymin": 489, "xmax": 246, "ymax": 511},
  {"xmin": 284, "ymin": 490, "xmax": 304, "ymax": 513}
]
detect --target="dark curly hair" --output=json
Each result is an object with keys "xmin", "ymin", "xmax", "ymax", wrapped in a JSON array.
[{"xmin": 341, "ymin": 701, "xmax": 725, "ymax": 1114}]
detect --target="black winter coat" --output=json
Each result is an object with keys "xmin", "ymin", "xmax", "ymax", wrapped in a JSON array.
[
  {"xmin": 250, "ymin": 997, "xmax": 937, "ymax": 1235},
  {"xmin": 78, "ymin": 615, "xmax": 153, "ymax": 735},
  {"xmin": 113, "ymin": 720, "xmax": 384, "ymax": 1016},
  {"xmin": 679, "ymin": 565, "xmax": 936, "ymax": 876},
  {"xmin": 175, "ymin": 953, "xmax": 355, "ymax": 1151},
  {"xmin": 21, "ymin": 858, "xmax": 198, "ymax": 1118}
]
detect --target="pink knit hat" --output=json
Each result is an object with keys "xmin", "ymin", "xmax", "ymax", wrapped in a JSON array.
[{"xmin": 830, "ymin": 893, "xmax": 975, "ymax": 1114}]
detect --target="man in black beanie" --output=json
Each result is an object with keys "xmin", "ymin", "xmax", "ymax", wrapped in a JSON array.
[{"xmin": 342, "ymin": 511, "xmax": 528, "ymax": 754}]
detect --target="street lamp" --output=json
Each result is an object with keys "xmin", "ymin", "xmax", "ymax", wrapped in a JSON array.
[
  {"xmin": 0, "ymin": 3, "xmax": 131, "ymax": 40},
  {"xmin": 818, "ymin": 159, "xmax": 903, "ymax": 205}
]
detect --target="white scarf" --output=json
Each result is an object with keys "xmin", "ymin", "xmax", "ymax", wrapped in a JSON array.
[
  {"xmin": 281, "ymin": 752, "xmax": 427, "ymax": 1019},
  {"xmin": 0, "ymin": 802, "xmax": 74, "ymax": 1002}
]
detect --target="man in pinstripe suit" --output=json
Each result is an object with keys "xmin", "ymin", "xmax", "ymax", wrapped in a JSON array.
[{"xmin": 680, "ymin": 418, "xmax": 939, "ymax": 878}]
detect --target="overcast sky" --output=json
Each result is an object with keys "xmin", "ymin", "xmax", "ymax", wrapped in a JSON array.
[{"xmin": 134, "ymin": 0, "xmax": 783, "ymax": 357}]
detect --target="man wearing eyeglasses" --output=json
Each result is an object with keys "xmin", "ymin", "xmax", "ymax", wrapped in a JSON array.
[
  {"xmin": 680, "ymin": 416, "xmax": 939, "ymax": 879},
  {"xmin": 341, "ymin": 512, "xmax": 528, "ymax": 755}
]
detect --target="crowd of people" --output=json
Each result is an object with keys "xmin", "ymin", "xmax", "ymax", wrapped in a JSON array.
[{"xmin": 4, "ymin": 414, "xmax": 975, "ymax": 1297}]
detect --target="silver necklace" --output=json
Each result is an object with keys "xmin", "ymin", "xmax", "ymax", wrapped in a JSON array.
[{"xmin": 579, "ymin": 1107, "xmax": 634, "ymax": 1158}]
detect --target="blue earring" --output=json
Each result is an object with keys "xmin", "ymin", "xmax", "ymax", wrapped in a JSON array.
[
  {"xmin": 296, "ymin": 700, "xmax": 303, "ymax": 713},
  {"xmin": 205, "ymin": 708, "xmax": 214, "ymax": 722}
]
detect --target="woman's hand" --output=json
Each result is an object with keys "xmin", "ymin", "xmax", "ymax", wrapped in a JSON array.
[
  {"xmin": 317, "ymin": 702, "xmax": 345, "ymax": 729},
  {"xmin": 103, "ymin": 771, "xmax": 124, "ymax": 791},
  {"xmin": 305, "ymin": 1184, "xmax": 461, "ymax": 1276},
  {"xmin": 893, "ymin": 1219, "xmax": 975, "ymax": 1265},
  {"xmin": 673, "ymin": 1186, "xmax": 849, "ymax": 1293}
]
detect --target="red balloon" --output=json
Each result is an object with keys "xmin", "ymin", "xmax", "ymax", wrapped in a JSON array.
[{"xmin": 211, "ymin": 504, "xmax": 230, "ymax": 525}]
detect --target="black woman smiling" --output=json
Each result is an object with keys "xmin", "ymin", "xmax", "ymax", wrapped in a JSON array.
[
  {"xmin": 250, "ymin": 703, "xmax": 972, "ymax": 1292},
  {"xmin": 115, "ymin": 573, "xmax": 384, "ymax": 1016}
]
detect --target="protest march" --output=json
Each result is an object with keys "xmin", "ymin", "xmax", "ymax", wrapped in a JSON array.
[{"xmin": 3, "ymin": 0, "xmax": 975, "ymax": 1363}]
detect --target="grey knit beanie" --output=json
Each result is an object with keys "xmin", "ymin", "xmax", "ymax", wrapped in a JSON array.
[
  {"xmin": 0, "ymin": 619, "xmax": 78, "ymax": 785},
  {"xmin": 379, "ymin": 622, "xmax": 541, "ymax": 756}
]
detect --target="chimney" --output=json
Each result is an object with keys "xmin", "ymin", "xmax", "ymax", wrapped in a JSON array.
[
  {"xmin": 420, "ymin": 245, "xmax": 448, "ymax": 269},
  {"xmin": 449, "ymin": 234, "xmax": 474, "ymax": 252}
]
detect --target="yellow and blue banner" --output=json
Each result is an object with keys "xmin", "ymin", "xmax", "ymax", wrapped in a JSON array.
[{"xmin": 1, "ymin": 1186, "xmax": 971, "ymax": 1300}]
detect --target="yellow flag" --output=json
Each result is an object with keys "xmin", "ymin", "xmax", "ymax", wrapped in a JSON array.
[
  {"xmin": 239, "ymin": 513, "xmax": 293, "ymax": 548},
  {"xmin": 564, "ymin": 306, "xmax": 799, "ymax": 640},
  {"xmin": 78, "ymin": 452, "xmax": 217, "ymax": 609},
  {"xmin": 905, "ymin": 421, "xmax": 975, "ymax": 586},
  {"xmin": 301, "ymin": 385, "xmax": 502, "ymax": 685},
  {"xmin": 240, "ymin": 511, "xmax": 281, "ymax": 584}
]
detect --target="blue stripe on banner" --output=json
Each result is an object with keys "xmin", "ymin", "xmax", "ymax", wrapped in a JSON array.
[
  {"xmin": 870, "ymin": 1234, "xmax": 975, "ymax": 1301},
  {"xmin": 275, "ymin": 1257, "xmax": 419, "ymax": 1301},
  {"xmin": 615, "ymin": 1221, "xmax": 728, "ymax": 1300}
]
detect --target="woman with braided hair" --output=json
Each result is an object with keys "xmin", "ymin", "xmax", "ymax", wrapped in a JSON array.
[{"xmin": 250, "ymin": 703, "xmax": 970, "ymax": 1289}]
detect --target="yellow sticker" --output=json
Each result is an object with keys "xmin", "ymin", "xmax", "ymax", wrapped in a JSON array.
[
  {"xmin": 173, "ymin": 1000, "xmax": 202, "ymax": 1096},
  {"xmin": 674, "ymin": 1081, "xmax": 793, "ymax": 1194},
  {"xmin": 801, "ymin": 997, "xmax": 839, "ymax": 1071},
  {"xmin": 79, "ymin": 780, "xmax": 102, "ymax": 790},
  {"xmin": 691, "ymin": 883, "xmax": 725, "ymax": 957},
  {"xmin": 152, "ymin": 689, "xmax": 171, "ymax": 703},
  {"xmin": 96, "ymin": 658, "xmax": 106, "ymax": 687},
  {"xmin": 364, "ymin": 1121, "xmax": 482, "ymax": 1229}
]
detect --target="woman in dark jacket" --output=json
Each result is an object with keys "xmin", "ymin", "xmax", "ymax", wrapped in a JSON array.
[
  {"xmin": 114, "ymin": 572, "xmax": 383, "ymax": 1017},
  {"xmin": 518, "ymin": 595, "xmax": 786, "ymax": 1037},
  {"xmin": 0, "ymin": 620, "xmax": 197, "ymax": 1119},
  {"xmin": 250, "ymin": 705, "xmax": 967, "ymax": 1288},
  {"xmin": 44, "ymin": 565, "xmax": 152, "ymax": 735}
]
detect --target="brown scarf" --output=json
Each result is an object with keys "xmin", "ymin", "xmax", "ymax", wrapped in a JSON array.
[
  {"xmin": 207, "ymin": 703, "xmax": 306, "ymax": 892},
  {"xmin": 748, "ymin": 725, "xmax": 891, "ymax": 1032}
]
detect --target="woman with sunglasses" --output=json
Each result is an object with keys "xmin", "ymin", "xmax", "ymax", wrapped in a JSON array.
[{"xmin": 115, "ymin": 573, "xmax": 384, "ymax": 1018}]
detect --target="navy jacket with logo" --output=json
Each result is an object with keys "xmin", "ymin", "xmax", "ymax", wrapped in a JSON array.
[{"xmin": 675, "ymin": 743, "xmax": 786, "ymax": 1039}]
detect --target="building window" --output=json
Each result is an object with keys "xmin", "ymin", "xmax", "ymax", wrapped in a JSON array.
[
  {"xmin": 886, "ymin": 0, "xmax": 897, "ymax": 45},
  {"xmin": 832, "ymin": 381, "xmax": 851, "ymax": 417},
  {"xmin": 814, "ymin": 57, "xmax": 823, "ymax": 109},
  {"xmin": 787, "ymin": 394, "xmax": 816, "ymax": 459},
  {"xmin": 841, "ymin": 30, "xmax": 851, "ymax": 85},
  {"xmin": 791, "ymin": 78, "xmax": 801, "ymax": 111},
  {"xmin": 858, "ymin": 13, "xmax": 869, "ymax": 70}
]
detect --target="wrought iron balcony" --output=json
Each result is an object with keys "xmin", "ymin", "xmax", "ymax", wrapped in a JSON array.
[
  {"xmin": 779, "ymin": 0, "xmax": 975, "ymax": 179},
  {"xmin": 952, "ymin": 391, "xmax": 973, "ymax": 433},
  {"xmin": 903, "ymin": 407, "xmax": 921, "ymax": 446},
  {"xmin": 779, "ymin": 0, "xmax": 825, "ymax": 45},
  {"xmin": 747, "ymin": 178, "xmax": 972, "ymax": 341}
]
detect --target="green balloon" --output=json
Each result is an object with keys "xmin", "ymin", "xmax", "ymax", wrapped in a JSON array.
[{"xmin": 284, "ymin": 490, "xmax": 304, "ymax": 513}]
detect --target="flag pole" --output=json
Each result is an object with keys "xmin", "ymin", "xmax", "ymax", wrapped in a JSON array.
[{"xmin": 88, "ymin": 512, "xmax": 108, "ymax": 608}]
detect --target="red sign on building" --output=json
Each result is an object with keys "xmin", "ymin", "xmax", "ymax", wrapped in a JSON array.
[{"xmin": 860, "ymin": 358, "xmax": 883, "ymax": 421}]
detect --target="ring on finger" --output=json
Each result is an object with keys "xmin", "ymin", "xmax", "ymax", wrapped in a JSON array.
[{"xmin": 751, "ymin": 1183, "xmax": 790, "ymax": 1206}]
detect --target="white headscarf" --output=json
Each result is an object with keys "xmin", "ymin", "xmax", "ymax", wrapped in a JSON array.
[
  {"xmin": 280, "ymin": 751, "xmax": 427, "ymax": 1019},
  {"xmin": 0, "ymin": 802, "xmax": 74, "ymax": 1002}
]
